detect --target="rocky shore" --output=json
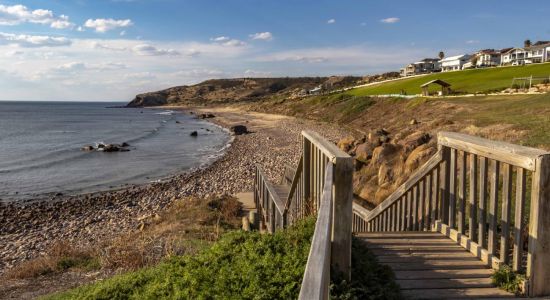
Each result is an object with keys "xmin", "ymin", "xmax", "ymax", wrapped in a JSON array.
[{"xmin": 0, "ymin": 107, "xmax": 348, "ymax": 274}]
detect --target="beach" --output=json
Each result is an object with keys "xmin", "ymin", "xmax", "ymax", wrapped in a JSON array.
[{"xmin": 0, "ymin": 107, "xmax": 349, "ymax": 275}]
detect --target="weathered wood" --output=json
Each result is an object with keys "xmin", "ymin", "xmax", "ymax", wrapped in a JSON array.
[
  {"xmin": 412, "ymin": 185, "xmax": 419, "ymax": 231},
  {"xmin": 441, "ymin": 147, "xmax": 451, "ymax": 223},
  {"xmin": 432, "ymin": 166, "xmax": 439, "ymax": 223},
  {"xmin": 512, "ymin": 167, "xmax": 526, "ymax": 272},
  {"xmin": 366, "ymin": 150, "xmax": 443, "ymax": 221},
  {"xmin": 396, "ymin": 278, "xmax": 494, "ymax": 289},
  {"xmin": 394, "ymin": 269, "xmax": 493, "ymax": 280},
  {"xmin": 302, "ymin": 137, "xmax": 311, "ymax": 209},
  {"xmin": 469, "ymin": 154, "xmax": 478, "ymax": 241},
  {"xmin": 419, "ymin": 180, "xmax": 425, "ymax": 230},
  {"xmin": 478, "ymin": 157, "xmax": 488, "ymax": 248},
  {"xmin": 458, "ymin": 151, "xmax": 467, "ymax": 234},
  {"xmin": 407, "ymin": 190, "xmax": 413, "ymax": 231},
  {"xmin": 527, "ymin": 154, "xmax": 550, "ymax": 296},
  {"xmin": 438, "ymin": 131, "xmax": 547, "ymax": 171},
  {"xmin": 301, "ymin": 130, "xmax": 350, "ymax": 163},
  {"xmin": 331, "ymin": 156, "xmax": 353, "ymax": 280},
  {"xmin": 488, "ymin": 160, "xmax": 499, "ymax": 255},
  {"xmin": 449, "ymin": 148, "xmax": 457, "ymax": 229},
  {"xmin": 500, "ymin": 163, "xmax": 512, "ymax": 264},
  {"xmin": 298, "ymin": 165, "xmax": 333, "ymax": 300},
  {"xmin": 426, "ymin": 174, "xmax": 432, "ymax": 230},
  {"xmin": 284, "ymin": 156, "xmax": 303, "ymax": 214},
  {"xmin": 401, "ymin": 287, "xmax": 514, "ymax": 299}
]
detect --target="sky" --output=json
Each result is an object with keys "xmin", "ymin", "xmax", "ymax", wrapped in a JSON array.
[{"xmin": 0, "ymin": 0, "xmax": 549, "ymax": 101}]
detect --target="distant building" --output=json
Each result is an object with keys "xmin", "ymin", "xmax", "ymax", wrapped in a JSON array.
[
  {"xmin": 308, "ymin": 85, "xmax": 322, "ymax": 95},
  {"xmin": 501, "ymin": 42, "xmax": 550, "ymax": 65},
  {"xmin": 399, "ymin": 58, "xmax": 441, "ymax": 77},
  {"xmin": 474, "ymin": 48, "xmax": 511, "ymax": 67},
  {"xmin": 439, "ymin": 54, "xmax": 472, "ymax": 72}
]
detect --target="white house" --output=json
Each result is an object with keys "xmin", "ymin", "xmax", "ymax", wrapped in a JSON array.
[
  {"xmin": 475, "ymin": 48, "xmax": 511, "ymax": 67},
  {"xmin": 400, "ymin": 58, "xmax": 441, "ymax": 77},
  {"xmin": 501, "ymin": 42, "xmax": 550, "ymax": 65},
  {"xmin": 439, "ymin": 54, "xmax": 472, "ymax": 72}
]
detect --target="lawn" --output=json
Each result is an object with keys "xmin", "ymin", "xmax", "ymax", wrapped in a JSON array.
[{"xmin": 347, "ymin": 63, "xmax": 550, "ymax": 96}]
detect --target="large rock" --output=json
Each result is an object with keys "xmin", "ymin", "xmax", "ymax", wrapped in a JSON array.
[
  {"xmin": 337, "ymin": 136, "xmax": 355, "ymax": 152},
  {"xmin": 81, "ymin": 145, "xmax": 94, "ymax": 151},
  {"xmin": 399, "ymin": 131, "xmax": 431, "ymax": 152},
  {"xmin": 355, "ymin": 142, "xmax": 375, "ymax": 162},
  {"xmin": 371, "ymin": 143, "xmax": 402, "ymax": 164},
  {"xmin": 405, "ymin": 144, "xmax": 436, "ymax": 173},
  {"xmin": 230, "ymin": 125, "xmax": 248, "ymax": 135}
]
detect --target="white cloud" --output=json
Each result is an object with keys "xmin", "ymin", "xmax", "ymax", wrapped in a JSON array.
[
  {"xmin": 327, "ymin": 19, "xmax": 336, "ymax": 24},
  {"xmin": 120, "ymin": 30, "xmax": 126, "ymax": 36},
  {"xmin": 92, "ymin": 41, "xmax": 127, "ymax": 51},
  {"xmin": 0, "ymin": 32, "xmax": 71, "ymax": 47},
  {"xmin": 249, "ymin": 32, "xmax": 273, "ymax": 41},
  {"xmin": 466, "ymin": 40, "xmax": 480, "ymax": 44},
  {"xmin": 76, "ymin": 26, "xmax": 85, "ymax": 32},
  {"xmin": 210, "ymin": 36, "xmax": 230, "ymax": 42},
  {"xmin": 0, "ymin": 4, "xmax": 74, "ymax": 29},
  {"xmin": 210, "ymin": 36, "xmax": 246, "ymax": 47},
  {"xmin": 132, "ymin": 44, "xmax": 180, "ymax": 56},
  {"xmin": 380, "ymin": 17, "xmax": 400, "ymax": 24},
  {"xmin": 84, "ymin": 18, "xmax": 133, "ymax": 33}
]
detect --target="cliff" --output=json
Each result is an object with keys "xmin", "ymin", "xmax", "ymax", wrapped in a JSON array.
[{"xmin": 126, "ymin": 76, "xmax": 365, "ymax": 107}]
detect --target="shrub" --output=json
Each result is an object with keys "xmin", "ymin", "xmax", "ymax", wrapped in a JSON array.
[{"xmin": 491, "ymin": 265, "xmax": 525, "ymax": 295}]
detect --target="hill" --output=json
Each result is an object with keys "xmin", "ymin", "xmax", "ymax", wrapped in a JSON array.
[
  {"xmin": 126, "ymin": 76, "xmax": 364, "ymax": 107},
  {"xmin": 347, "ymin": 63, "xmax": 550, "ymax": 96}
]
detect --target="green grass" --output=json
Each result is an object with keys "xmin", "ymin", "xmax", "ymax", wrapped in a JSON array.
[
  {"xmin": 347, "ymin": 63, "xmax": 550, "ymax": 96},
  {"xmin": 45, "ymin": 218, "xmax": 402, "ymax": 300},
  {"xmin": 492, "ymin": 265, "xmax": 526, "ymax": 295}
]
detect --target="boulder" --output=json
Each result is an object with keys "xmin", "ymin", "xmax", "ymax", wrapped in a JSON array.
[
  {"xmin": 399, "ymin": 131, "xmax": 431, "ymax": 152},
  {"xmin": 410, "ymin": 118, "xmax": 418, "ymax": 125},
  {"xmin": 190, "ymin": 131, "xmax": 198, "ymax": 137},
  {"xmin": 405, "ymin": 144, "xmax": 436, "ymax": 174},
  {"xmin": 81, "ymin": 145, "xmax": 95, "ymax": 151},
  {"xmin": 337, "ymin": 136, "xmax": 355, "ymax": 152},
  {"xmin": 103, "ymin": 144, "xmax": 120, "ymax": 152},
  {"xmin": 198, "ymin": 113, "xmax": 215, "ymax": 119},
  {"xmin": 230, "ymin": 125, "xmax": 248, "ymax": 135},
  {"xmin": 121, "ymin": 142, "xmax": 130, "ymax": 147},
  {"xmin": 355, "ymin": 142, "xmax": 375, "ymax": 162},
  {"xmin": 371, "ymin": 143, "xmax": 402, "ymax": 164}
]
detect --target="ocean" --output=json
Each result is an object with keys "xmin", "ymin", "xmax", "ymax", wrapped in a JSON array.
[{"xmin": 0, "ymin": 101, "xmax": 231, "ymax": 202}]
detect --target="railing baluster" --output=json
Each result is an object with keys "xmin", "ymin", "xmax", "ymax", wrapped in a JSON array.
[
  {"xmin": 501, "ymin": 163, "xmax": 513, "ymax": 264},
  {"xmin": 426, "ymin": 174, "xmax": 432, "ymax": 230},
  {"xmin": 458, "ymin": 151, "xmax": 467, "ymax": 234},
  {"xmin": 488, "ymin": 160, "xmax": 500, "ymax": 255},
  {"xmin": 433, "ymin": 166, "xmax": 439, "ymax": 223},
  {"xmin": 396, "ymin": 198, "xmax": 401, "ymax": 231},
  {"xmin": 449, "ymin": 148, "xmax": 457, "ymax": 229},
  {"xmin": 478, "ymin": 157, "xmax": 488, "ymax": 247},
  {"xmin": 469, "ymin": 154, "xmax": 478, "ymax": 241},
  {"xmin": 513, "ymin": 167, "xmax": 526, "ymax": 272},
  {"xmin": 422, "ymin": 179, "xmax": 424, "ymax": 231},
  {"xmin": 401, "ymin": 195, "xmax": 407, "ymax": 231}
]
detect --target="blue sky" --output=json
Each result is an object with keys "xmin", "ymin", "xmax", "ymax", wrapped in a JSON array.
[{"xmin": 0, "ymin": 0, "xmax": 549, "ymax": 101}]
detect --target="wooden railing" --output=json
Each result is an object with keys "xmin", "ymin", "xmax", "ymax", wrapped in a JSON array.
[
  {"xmin": 254, "ymin": 130, "xmax": 353, "ymax": 299},
  {"xmin": 353, "ymin": 131, "xmax": 550, "ymax": 297}
]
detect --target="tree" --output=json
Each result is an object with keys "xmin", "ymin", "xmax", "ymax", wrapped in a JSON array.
[
  {"xmin": 470, "ymin": 55, "xmax": 478, "ymax": 66},
  {"xmin": 438, "ymin": 51, "xmax": 445, "ymax": 59},
  {"xmin": 524, "ymin": 39, "xmax": 532, "ymax": 48}
]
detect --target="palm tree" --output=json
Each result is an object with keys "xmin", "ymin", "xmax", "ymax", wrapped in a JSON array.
[
  {"xmin": 438, "ymin": 51, "xmax": 445, "ymax": 59},
  {"xmin": 524, "ymin": 39, "xmax": 532, "ymax": 48}
]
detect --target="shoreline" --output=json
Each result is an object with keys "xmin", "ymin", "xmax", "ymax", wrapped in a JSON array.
[{"xmin": 0, "ymin": 106, "xmax": 349, "ymax": 274}]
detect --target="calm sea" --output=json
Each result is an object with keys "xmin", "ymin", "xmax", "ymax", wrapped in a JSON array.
[{"xmin": 0, "ymin": 101, "xmax": 230, "ymax": 202}]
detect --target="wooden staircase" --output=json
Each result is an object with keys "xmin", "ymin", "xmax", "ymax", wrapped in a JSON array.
[{"xmin": 253, "ymin": 130, "xmax": 550, "ymax": 299}]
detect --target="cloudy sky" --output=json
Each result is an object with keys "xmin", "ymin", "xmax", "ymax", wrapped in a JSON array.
[{"xmin": 1, "ymin": 0, "xmax": 549, "ymax": 101}]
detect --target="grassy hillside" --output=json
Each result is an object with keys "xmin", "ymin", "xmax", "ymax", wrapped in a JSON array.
[{"xmin": 347, "ymin": 63, "xmax": 550, "ymax": 96}]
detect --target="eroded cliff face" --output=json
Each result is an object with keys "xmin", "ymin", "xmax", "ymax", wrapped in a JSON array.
[{"xmin": 126, "ymin": 77, "xmax": 366, "ymax": 107}]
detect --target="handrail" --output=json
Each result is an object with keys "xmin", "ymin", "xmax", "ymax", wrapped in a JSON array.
[
  {"xmin": 366, "ymin": 149, "xmax": 443, "ymax": 221},
  {"xmin": 256, "ymin": 166, "xmax": 285, "ymax": 215},
  {"xmin": 298, "ymin": 164, "xmax": 333, "ymax": 300},
  {"xmin": 438, "ymin": 131, "xmax": 547, "ymax": 171},
  {"xmin": 302, "ymin": 130, "xmax": 350, "ymax": 163},
  {"xmin": 284, "ymin": 155, "xmax": 303, "ymax": 214}
]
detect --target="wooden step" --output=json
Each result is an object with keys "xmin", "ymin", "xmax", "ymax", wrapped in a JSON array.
[
  {"xmin": 397, "ymin": 278, "xmax": 494, "ymax": 290},
  {"xmin": 401, "ymin": 287, "xmax": 516, "ymax": 299}
]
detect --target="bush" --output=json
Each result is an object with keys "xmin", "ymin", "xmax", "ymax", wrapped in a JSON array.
[
  {"xmin": 45, "ymin": 219, "xmax": 315, "ymax": 300},
  {"xmin": 491, "ymin": 265, "xmax": 525, "ymax": 295}
]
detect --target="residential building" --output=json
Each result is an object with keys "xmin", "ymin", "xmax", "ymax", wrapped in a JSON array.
[
  {"xmin": 439, "ymin": 54, "xmax": 472, "ymax": 72},
  {"xmin": 501, "ymin": 42, "xmax": 550, "ymax": 65},
  {"xmin": 474, "ymin": 48, "xmax": 511, "ymax": 67},
  {"xmin": 399, "ymin": 58, "xmax": 441, "ymax": 77}
]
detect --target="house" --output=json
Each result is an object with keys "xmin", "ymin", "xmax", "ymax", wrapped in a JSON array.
[
  {"xmin": 439, "ymin": 54, "xmax": 472, "ymax": 72},
  {"xmin": 400, "ymin": 58, "xmax": 441, "ymax": 77},
  {"xmin": 501, "ymin": 42, "xmax": 550, "ymax": 65},
  {"xmin": 474, "ymin": 48, "xmax": 511, "ymax": 67},
  {"xmin": 308, "ymin": 85, "xmax": 322, "ymax": 95},
  {"xmin": 525, "ymin": 41, "xmax": 550, "ymax": 64}
]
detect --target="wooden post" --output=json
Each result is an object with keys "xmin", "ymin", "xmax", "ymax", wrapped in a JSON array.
[
  {"xmin": 303, "ymin": 137, "xmax": 311, "ymax": 209},
  {"xmin": 440, "ymin": 146, "xmax": 451, "ymax": 224},
  {"xmin": 527, "ymin": 154, "xmax": 550, "ymax": 296},
  {"xmin": 331, "ymin": 157, "xmax": 353, "ymax": 281}
]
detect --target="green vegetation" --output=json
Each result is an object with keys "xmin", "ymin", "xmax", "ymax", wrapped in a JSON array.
[
  {"xmin": 45, "ymin": 218, "xmax": 401, "ymax": 300},
  {"xmin": 492, "ymin": 265, "xmax": 526, "ymax": 295},
  {"xmin": 286, "ymin": 93, "xmax": 375, "ymax": 123},
  {"xmin": 45, "ymin": 219, "xmax": 315, "ymax": 300},
  {"xmin": 347, "ymin": 63, "xmax": 550, "ymax": 95}
]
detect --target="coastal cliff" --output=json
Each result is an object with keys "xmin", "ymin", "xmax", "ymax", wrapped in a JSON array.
[{"xmin": 126, "ymin": 76, "xmax": 366, "ymax": 107}]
